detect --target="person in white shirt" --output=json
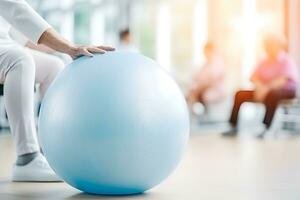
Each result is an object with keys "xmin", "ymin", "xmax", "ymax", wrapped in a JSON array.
[{"xmin": 0, "ymin": 0, "xmax": 114, "ymax": 182}]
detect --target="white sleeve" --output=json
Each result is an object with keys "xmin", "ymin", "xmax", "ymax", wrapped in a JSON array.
[
  {"xmin": 9, "ymin": 27, "xmax": 29, "ymax": 46},
  {"xmin": 0, "ymin": 0, "xmax": 51, "ymax": 44}
]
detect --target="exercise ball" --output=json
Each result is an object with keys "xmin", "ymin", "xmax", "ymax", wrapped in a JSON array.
[{"xmin": 38, "ymin": 51, "xmax": 189, "ymax": 195}]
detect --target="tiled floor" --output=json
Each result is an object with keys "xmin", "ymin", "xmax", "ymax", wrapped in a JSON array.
[{"xmin": 1, "ymin": 124, "xmax": 300, "ymax": 200}]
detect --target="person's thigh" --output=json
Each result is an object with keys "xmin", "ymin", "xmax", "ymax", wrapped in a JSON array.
[
  {"xmin": 26, "ymin": 48, "xmax": 65, "ymax": 85},
  {"xmin": 264, "ymin": 89, "xmax": 296, "ymax": 105},
  {"xmin": 0, "ymin": 43, "xmax": 29, "ymax": 84},
  {"xmin": 234, "ymin": 90, "xmax": 255, "ymax": 103}
]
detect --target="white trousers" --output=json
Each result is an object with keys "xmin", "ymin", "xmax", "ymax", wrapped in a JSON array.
[{"xmin": 0, "ymin": 43, "xmax": 64, "ymax": 156}]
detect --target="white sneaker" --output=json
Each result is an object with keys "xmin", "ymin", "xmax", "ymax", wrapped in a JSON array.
[{"xmin": 12, "ymin": 153, "xmax": 62, "ymax": 182}]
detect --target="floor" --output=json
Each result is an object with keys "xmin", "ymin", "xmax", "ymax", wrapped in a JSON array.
[{"xmin": 1, "ymin": 123, "xmax": 300, "ymax": 200}]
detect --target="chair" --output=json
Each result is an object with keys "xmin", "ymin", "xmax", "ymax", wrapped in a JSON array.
[
  {"xmin": 0, "ymin": 85, "xmax": 9, "ymax": 129},
  {"xmin": 272, "ymin": 98, "xmax": 300, "ymax": 136}
]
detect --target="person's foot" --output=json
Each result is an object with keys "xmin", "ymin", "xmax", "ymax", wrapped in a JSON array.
[
  {"xmin": 222, "ymin": 127, "xmax": 238, "ymax": 137},
  {"xmin": 190, "ymin": 102, "xmax": 206, "ymax": 116},
  {"xmin": 256, "ymin": 130, "xmax": 267, "ymax": 139},
  {"xmin": 12, "ymin": 153, "xmax": 62, "ymax": 182}
]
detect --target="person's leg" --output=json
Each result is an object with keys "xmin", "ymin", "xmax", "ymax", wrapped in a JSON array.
[
  {"xmin": 197, "ymin": 93, "xmax": 208, "ymax": 114},
  {"xmin": 229, "ymin": 90, "xmax": 255, "ymax": 127},
  {"xmin": 263, "ymin": 89, "xmax": 296, "ymax": 129},
  {"xmin": 187, "ymin": 86, "xmax": 208, "ymax": 115},
  {"xmin": 27, "ymin": 49, "xmax": 64, "ymax": 98},
  {"xmin": 191, "ymin": 92, "xmax": 209, "ymax": 115},
  {"xmin": 201, "ymin": 87, "xmax": 227, "ymax": 114},
  {"xmin": 1, "ymin": 47, "xmax": 39, "ymax": 156},
  {"xmin": 0, "ymin": 45, "xmax": 61, "ymax": 181},
  {"xmin": 188, "ymin": 86, "xmax": 206, "ymax": 105},
  {"xmin": 222, "ymin": 90, "xmax": 255, "ymax": 136}
]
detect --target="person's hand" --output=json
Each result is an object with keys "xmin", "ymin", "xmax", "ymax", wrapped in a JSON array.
[
  {"xmin": 269, "ymin": 76, "xmax": 287, "ymax": 90},
  {"xmin": 254, "ymin": 85, "xmax": 269, "ymax": 102},
  {"xmin": 66, "ymin": 45, "xmax": 115, "ymax": 60},
  {"xmin": 38, "ymin": 28, "xmax": 115, "ymax": 59}
]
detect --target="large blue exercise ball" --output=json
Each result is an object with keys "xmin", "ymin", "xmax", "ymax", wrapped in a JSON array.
[{"xmin": 38, "ymin": 51, "xmax": 189, "ymax": 195}]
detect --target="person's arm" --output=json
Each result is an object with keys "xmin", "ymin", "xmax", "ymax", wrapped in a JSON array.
[
  {"xmin": 38, "ymin": 28, "xmax": 114, "ymax": 59},
  {"xmin": 252, "ymin": 77, "xmax": 270, "ymax": 102},
  {"xmin": 268, "ymin": 76, "xmax": 288, "ymax": 90},
  {"xmin": 25, "ymin": 42, "xmax": 57, "ymax": 54},
  {"xmin": 250, "ymin": 62, "xmax": 264, "ymax": 88},
  {"xmin": 1, "ymin": 0, "xmax": 114, "ymax": 59},
  {"xmin": 9, "ymin": 27, "xmax": 29, "ymax": 46},
  {"xmin": 0, "ymin": 0, "xmax": 51, "ymax": 44},
  {"xmin": 252, "ymin": 78, "xmax": 265, "ymax": 90},
  {"xmin": 9, "ymin": 27, "xmax": 56, "ymax": 53}
]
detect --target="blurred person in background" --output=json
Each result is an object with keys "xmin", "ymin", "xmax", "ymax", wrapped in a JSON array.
[
  {"xmin": 222, "ymin": 33, "xmax": 299, "ymax": 138},
  {"xmin": 0, "ymin": 0, "xmax": 114, "ymax": 182},
  {"xmin": 118, "ymin": 28, "xmax": 138, "ymax": 53},
  {"xmin": 187, "ymin": 42, "xmax": 226, "ymax": 114}
]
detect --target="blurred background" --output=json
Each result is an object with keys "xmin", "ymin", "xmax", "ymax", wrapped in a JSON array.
[
  {"xmin": 20, "ymin": 0, "xmax": 300, "ymax": 135},
  {"xmin": 26, "ymin": 0, "xmax": 299, "ymax": 84},
  {"xmin": 1, "ymin": 1, "xmax": 300, "ymax": 199}
]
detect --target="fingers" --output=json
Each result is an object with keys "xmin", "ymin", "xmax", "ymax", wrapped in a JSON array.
[
  {"xmin": 88, "ymin": 47, "xmax": 106, "ymax": 54},
  {"xmin": 97, "ymin": 46, "xmax": 115, "ymax": 51},
  {"xmin": 74, "ymin": 45, "xmax": 115, "ymax": 59},
  {"xmin": 81, "ymin": 48, "xmax": 94, "ymax": 57}
]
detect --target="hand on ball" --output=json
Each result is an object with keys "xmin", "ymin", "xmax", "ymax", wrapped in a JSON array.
[
  {"xmin": 38, "ymin": 28, "xmax": 115, "ymax": 60},
  {"xmin": 67, "ymin": 45, "xmax": 115, "ymax": 59}
]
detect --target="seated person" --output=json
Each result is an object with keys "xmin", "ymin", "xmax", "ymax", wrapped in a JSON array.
[
  {"xmin": 223, "ymin": 34, "xmax": 299, "ymax": 137},
  {"xmin": 187, "ymin": 42, "xmax": 226, "ymax": 113},
  {"xmin": 0, "ymin": 0, "xmax": 114, "ymax": 182}
]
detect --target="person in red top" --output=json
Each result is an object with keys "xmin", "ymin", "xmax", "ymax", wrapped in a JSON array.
[{"xmin": 223, "ymin": 34, "xmax": 299, "ymax": 138}]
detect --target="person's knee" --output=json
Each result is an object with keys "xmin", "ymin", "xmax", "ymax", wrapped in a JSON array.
[
  {"xmin": 265, "ymin": 91, "xmax": 281, "ymax": 106},
  {"xmin": 51, "ymin": 57, "xmax": 65, "ymax": 76},
  {"xmin": 46, "ymin": 56, "xmax": 65, "ymax": 78},
  {"xmin": 6, "ymin": 48, "xmax": 35, "ymax": 74}
]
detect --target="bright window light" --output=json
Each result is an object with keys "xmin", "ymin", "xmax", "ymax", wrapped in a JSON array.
[
  {"xmin": 193, "ymin": 0, "xmax": 208, "ymax": 66},
  {"xmin": 60, "ymin": 0, "xmax": 74, "ymax": 42},
  {"xmin": 91, "ymin": 10, "xmax": 105, "ymax": 45},
  {"xmin": 156, "ymin": 2, "xmax": 171, "ymax": 72},
  {"xmin": 241, "ymin": 0, "xmax": 257, "ymax": 86}
]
